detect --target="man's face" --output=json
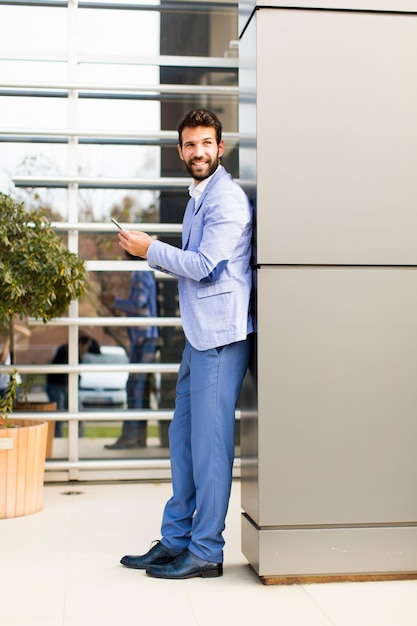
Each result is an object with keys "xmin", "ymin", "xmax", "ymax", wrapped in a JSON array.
[{"xmin": 177, "ymin": 125, "xmax": 224, "ymax": 183}]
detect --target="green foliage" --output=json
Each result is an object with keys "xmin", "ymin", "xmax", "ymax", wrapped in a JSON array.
[{"xmin": 0, "ymin": 193, "xmax": 88, "ymax": 324}]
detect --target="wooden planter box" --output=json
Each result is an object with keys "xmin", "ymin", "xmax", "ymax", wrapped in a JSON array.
[
  {"xmin": 0, "ymin": 419, "xmax": 48, "ymax": 519},
  {"xmin": 14, "ymin": 402, "xmax": 56, "ymax": 458}
]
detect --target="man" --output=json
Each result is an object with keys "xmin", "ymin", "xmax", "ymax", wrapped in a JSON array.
[
  {"xmin": 117, "ymin": 109, "xmax": 253, "ymax": 579},
  {"xmin": 46, "ymin": 333, "xmax": 96, "ymax": 436},
  {"xmin": 102, "ymin": 251, "xmax": 159, "ymax": 449}
]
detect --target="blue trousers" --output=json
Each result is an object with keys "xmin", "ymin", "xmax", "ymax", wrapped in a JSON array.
[
  {"xmin": 160, "ymin": 336, "xmax": 251, "ymax": 563},
  {"xmin": 122, "ymin": 338, "xmax": 158, "ymax": 441}
]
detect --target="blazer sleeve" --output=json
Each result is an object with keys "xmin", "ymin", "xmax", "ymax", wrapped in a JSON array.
[{"xmin": 147, "ymin": 182, "xmax": 251, "ymax": 283}]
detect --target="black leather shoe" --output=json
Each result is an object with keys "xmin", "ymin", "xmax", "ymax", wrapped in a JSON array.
[
  {"xmin": 146, "ymin": 549, "xmax": 223, "ymax": 579},
  {"xmin": 120, "ymin": 541, "xmax": 180, "ymax": 569}
]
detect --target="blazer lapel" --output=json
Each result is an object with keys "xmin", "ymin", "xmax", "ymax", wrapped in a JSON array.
[
  {"xmin": 194, "ymin": 166, "xmax": 229, "ymax": 216},
  {"xmin": 182, "ymin": 166, "xmax": 230, "ymax": 248},
  {"xmin": 182, "ymin": 196, "xmax": 195, "ymax": 249}
]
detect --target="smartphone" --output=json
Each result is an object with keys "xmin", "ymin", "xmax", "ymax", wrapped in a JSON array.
[{"xmin": 111, "ymin": 217, "xmax": 125, "ymax": 230}]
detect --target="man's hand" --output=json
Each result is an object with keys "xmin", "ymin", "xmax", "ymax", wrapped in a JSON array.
[
  {"xmin": 118, "ymin": 229, "xmax": 154, "ymax": 259},
  {"xmin": 100, "ymin": 293, "xmax": 115, "ymax": 306}
]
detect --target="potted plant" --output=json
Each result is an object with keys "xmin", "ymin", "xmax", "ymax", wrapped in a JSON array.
[
  {"xmin": 0, "ymin": 192, "xmax": 88, "ymax": 518},
  {"xmin": 0, "ymin": 369, "xmax": 49, "ymax": 518}
]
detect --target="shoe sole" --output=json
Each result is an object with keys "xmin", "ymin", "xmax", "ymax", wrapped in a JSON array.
[
  {"xmin": 120, "ymin": 561, "xmax": 147, "ymax": 569},
  {"xmin": 146, "ymin": 568, "xmax": 223, "ymax": 579},
  {"xmin": 120, "ymin": 556, "xmax": 179, "ymax": 570}
]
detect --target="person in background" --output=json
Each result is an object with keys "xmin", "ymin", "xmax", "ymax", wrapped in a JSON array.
[
  {"xmin": 102, "ymin": 251, "xmax": 159, "ymax": 449},
  {"xmin": 46, "ymin": 333, "xmax": 98, "ymax": 436},
  {"xmin": 0, "ymin": 350, "xmax": 11, "ymax": 400},
  {"xmin": 115, "ymin": 109, "xmax": 253, "ymax": 579}
]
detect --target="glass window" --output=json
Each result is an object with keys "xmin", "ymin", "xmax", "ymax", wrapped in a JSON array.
[
  {"xmin": 77, "ymin": 187, "xmax": 159, "ymax": 224},
  {"xmin": 0, "ymin": 0, "xmax": 240, "ymax": 472},
  {"xmin": 0, "ymin": 96, "xmax": 68, "ymax": 130},
  {"xmin": 0, "ymin": 59, "xmax": 67, "ymax": 83},
  {"xmin": 77, "ymin": 8, "xmax": 160, "ymax": 57},
  {"xmin": 76, "ymin": 98, "xmax": 160, "ymax": 132},
  {"xmin": 77, "ymin": 144, "xmax": 160, "ymax": 179},
  {"xmin": 0, "ymin": 6, "xmax": 67, "ymax": 59}
]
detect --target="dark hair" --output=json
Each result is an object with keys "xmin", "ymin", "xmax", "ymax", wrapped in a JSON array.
[
  {"xmin": 79, "ymin": 333, "xmax": 91, "ymax": 346},
  {"xmin": 79, "ymin": 333, "xmax": 101, "ymax": 353},
  {"xmin": 88, "ymin": 338, "xmax": 101, "ymax": 354},
  {"xmin": 177, "ymin": 109, "xmax": 222, "ymax": 147}
]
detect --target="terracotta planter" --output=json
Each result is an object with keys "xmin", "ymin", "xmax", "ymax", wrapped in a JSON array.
[{"xmin": 0, "ymin": 418, "xmax": 48, "ymax": 519}]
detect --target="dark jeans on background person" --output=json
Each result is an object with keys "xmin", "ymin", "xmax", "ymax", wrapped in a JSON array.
[
  {"xmin": 46, "ymin": 383, "xmax": 83, "ymax": 437},
  {"xmin": 122, "ymin": 338, "xmax": 158, "ymax": 445},
  {"xmin": 46, "ymin": 383, "xmax": 68, "ymax": 437}
]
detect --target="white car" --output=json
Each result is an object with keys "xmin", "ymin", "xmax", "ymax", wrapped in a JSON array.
[{"xmin": 79, "ymin": 345, "xmax": 129, "ymax": 410}]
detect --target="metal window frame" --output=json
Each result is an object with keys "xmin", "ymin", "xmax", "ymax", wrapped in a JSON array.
[
  {"xmin": 0, "ymin": 0, "xmax": 237, "ymax": 12},
  {"xmin": 0, "ymin": 0, "xmax": 242, "ymax": 481}
]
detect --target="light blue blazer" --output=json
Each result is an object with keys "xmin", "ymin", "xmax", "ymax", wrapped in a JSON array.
[{"xmin": 147, "ymin": 166, "xmax": 253, "ymax": 350}]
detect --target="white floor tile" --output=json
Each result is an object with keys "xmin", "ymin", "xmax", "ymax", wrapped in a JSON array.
[
  {"xmin": 0, "ymin": 481, "xmax": 416, "ymax": 626},
  {"xmin": 304, "ymin": 579, "xmax": 417, "ymax": 626}
]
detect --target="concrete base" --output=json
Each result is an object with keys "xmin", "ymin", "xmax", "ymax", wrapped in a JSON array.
[{"xmin": 242, "ymin": 513, "xmax": 417, "ymax": 584}]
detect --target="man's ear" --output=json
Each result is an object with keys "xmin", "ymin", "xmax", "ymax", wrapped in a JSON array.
[
  {"xmin": 218, "ymin": 139, "xmax": 225, "ymax": 158},
  {"xmin": 177, "ymin": 144, "xmax": 184, "ymax": 161}
]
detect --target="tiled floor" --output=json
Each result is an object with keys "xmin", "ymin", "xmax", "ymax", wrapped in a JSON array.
[{"xmin": 1, "ymin": 480, "xmax": 417, "ymax": 626}]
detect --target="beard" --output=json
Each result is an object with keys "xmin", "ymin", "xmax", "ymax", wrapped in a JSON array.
[{"xmin": 184, "ymin": 153, "xmax": 219, "ymax": 181}]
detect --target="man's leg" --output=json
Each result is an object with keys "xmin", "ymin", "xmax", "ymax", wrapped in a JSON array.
[
  {"xmin": 160, "ymin": 341, "xmax": 196, "ymax": 552},
  {"xmin": 122, "ymin": 339, "xmax": 157, "ymax": 444},
  {"xmin": 136, "ymin": 338, "xmax": 158, "ymax": 445},
  {"xmin": 122, "ymin": 372, "xmax": 141, "ymax": 441},
  {"xmin": 160, "ymin": 338, "xmax": 250, "ymax": 562},
  {"xmin": 46, "ymin": 384, "xmax": 67, "ymax": 437},
  {"xmin": 188, "ymin": 338, "xmax": 250, "ymax": 563}
]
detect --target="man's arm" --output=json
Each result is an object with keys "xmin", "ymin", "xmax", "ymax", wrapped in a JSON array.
[
  {"xmin": 118, "ymin": 184, "xmax": 251, "ymax": 283},
  {"xmin": 118, "ymin": 229, "xmax": 153, "ymax": 260},
  {"xmin": 113, "ymin": 273, "xmax": 150, "ymax": 315}
]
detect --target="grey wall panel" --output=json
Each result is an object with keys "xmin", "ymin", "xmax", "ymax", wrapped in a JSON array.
[
  {"xmin": 256, "ymin": 267, "xmax": 417, "ymax": 527},
  {"xmin": 240, "ymin": 365, "xmax": 259, "ymax": 528},
  {"xmin": 239, "ymin": 2, "xmax": 417, "ymax": 579},
  {"xmin": 239, "ymin": 0, "xmax": 417, "ymax": 35},
  {"xmin": 240, "ymin": 0, "xmax": 417, "ymax": 29},
  {"xmin": 239, "ymin": 14, "xmax": 259, "ymax": 524},
  {"xmin": 238, "ymin": 11, "xmax": 257, "ymax": 190},
  {"xmin": 242, "ymin": 514, "xmax": 417, "ymax": 578},
  {"xmin": 255, "ymin": 9, "xmax": 417, "ymax": 265}
]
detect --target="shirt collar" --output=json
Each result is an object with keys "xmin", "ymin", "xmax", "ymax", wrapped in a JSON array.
[{"xmin": 188, "ymin": 165, "xmax": 221, "ymax": 203}]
